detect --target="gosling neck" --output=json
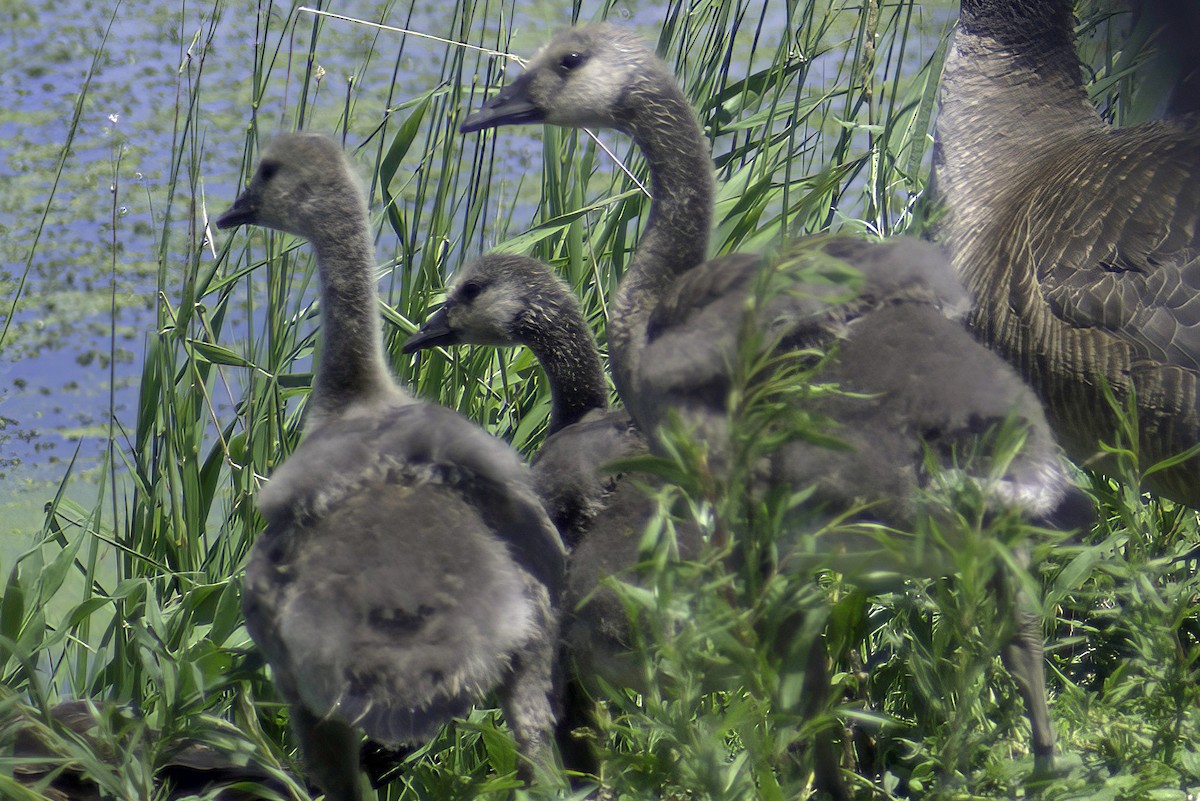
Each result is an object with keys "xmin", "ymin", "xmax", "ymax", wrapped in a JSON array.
[
  {"xmin": 609, "ymin": 71, "xmax": 715, "ymax": 398},
  {"xmin": 518, "ymin": 308, "xmax": 609, "ymax": 435},
  {"xmin": 933, "ymin": 0, "xmax": 1102, "ymax": 226},
  {"xmin": 308, "ymin": 214, "xmax": 402, "ymax": 424}
]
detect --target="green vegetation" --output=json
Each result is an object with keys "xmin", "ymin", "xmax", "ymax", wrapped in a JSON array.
[{"xmin": 2, "ymin": 1, "xmax": 1197, "ymax": 799}]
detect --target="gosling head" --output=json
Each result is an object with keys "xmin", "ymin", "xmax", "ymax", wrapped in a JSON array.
[
  {"xmin": 403, "ymin": 254, "xmax": 579, "ymax": 353},
  {"xmin": 461, "ymin": 25, "xmax": 661, "ymax": 134},
  {"xmin": 216, "ymin": 133, "xmax": 366, "ymax": 241}
]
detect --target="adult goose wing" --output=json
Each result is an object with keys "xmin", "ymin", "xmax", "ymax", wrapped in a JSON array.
[
  {"xmin": 935, "ymin": 0, "xmax": 1200, "ymax": 503},
  {"xmin": 1033, "ymin": 129, "xmax": 1200, "ymax": 371}
]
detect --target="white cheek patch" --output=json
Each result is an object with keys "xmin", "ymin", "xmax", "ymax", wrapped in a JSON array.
[
  {"xmin": 450, "ymin": 286, "xmax": 525, "ymax": 344},
  {"xmin": 576, "ymin": 60, "xmax": 638, "ymax": 112},
  {"xmin": 486, "ymin": 289, "xmax": 526, "ymax": 331}
]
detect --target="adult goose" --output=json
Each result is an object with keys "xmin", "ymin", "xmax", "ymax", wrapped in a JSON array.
[
  {"xmin": 460, "ymin": 24, "xmax": 1090, "ymax": 775},
  {"xmin": 216, "ymin": 134, "xmax": 564, "ymax": 800},
  {"xmin": 932, "ymin": 0, "xmax": 1200, "ymax": 506},
  {"xmin": 402, "ymin": 253, "xmax": 700, "ymax": 770}
]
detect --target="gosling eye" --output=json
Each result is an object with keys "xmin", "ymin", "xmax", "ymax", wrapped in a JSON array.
[
  {"xmin": 557, "ymin": 51, "xmax": 587, "ymax": 74},
  {"xmin": 459, "ymin": 281, "xmax": 483, "ymax": 302},
  {"xmin": 259, "ymin": 161, "xmax": 279, "ymax": 182}
]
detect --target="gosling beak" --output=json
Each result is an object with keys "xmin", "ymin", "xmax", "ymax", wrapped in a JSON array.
[
  {"xmin": 460, "ymin": 74, "xmax": 544, "ymax": 133},
  {"xmin": 402, "ymin": 307, "xmax": 460, "ymax": 353},
  {"xmin": 216, "ymin": 190, "xmax": 259, "ymax": 230}
]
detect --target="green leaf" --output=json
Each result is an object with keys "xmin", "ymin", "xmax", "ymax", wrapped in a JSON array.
[
  {"xmin": 1054, "ymin": 548, "xmax": 1100, "ymax": 595},
  {"xmin": 491, "ymin": 190, "xmax": 642, "ymax": 255},
  {"xmin": 188, "ymin": 339, "xmax": 254, "ymax": 368},
  {"xmin": 380, "ymin": 87, "xmax": 440, "ymax": 241},
  {"xmin": 38, "ymin": 500, "xmax": 91, "ymax": 601},
  {"xmin": 210, "ymin": 579, "xmax": 245, "ymax": 647},
  {"xmin": 0, "ymin": 567, "xmax": 24, "ymax": 646}
]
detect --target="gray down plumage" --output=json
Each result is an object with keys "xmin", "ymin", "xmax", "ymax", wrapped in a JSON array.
[
  {"xmin": 461, "ymin": 24, "xmax": 1091, "ymax": 780},
  {"xmin": 403, "ymin": 253, "xmax": 702, "ymax": 771},
  {"xmin": 216, "ymin": 134, "xmax": 563, "ymax": 801}
]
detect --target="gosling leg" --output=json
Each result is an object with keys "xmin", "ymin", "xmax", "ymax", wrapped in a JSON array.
[
  {"xmin": 499, "ymin": 590, "xmax": 561, "ymax": 783},
  {"xmin": 292, "ymin": 704, "xmax": 364, "ymax": 801},
  {"xmin": 996, "ymin": 548, "xmax": 1055, "ymax": 776}
]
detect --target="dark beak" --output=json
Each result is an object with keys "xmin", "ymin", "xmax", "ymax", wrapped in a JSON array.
[
  {"xmin": 460, "ymin": 74, "xmax": 545, "ymax": 133},
  {"xmin": 215, "ymin": 190, "xmax": 259, "ymax": 230},
  {"xmin": 402, "ymin": 306, "xmax": 460, "ymax": 354}
]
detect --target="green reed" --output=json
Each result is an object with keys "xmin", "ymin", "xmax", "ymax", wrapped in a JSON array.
[{"xmin": 2, "ymin": 0, "xmax": 1198, "ymax": 799}]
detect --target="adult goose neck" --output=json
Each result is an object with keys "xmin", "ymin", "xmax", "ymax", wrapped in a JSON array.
[
  {"xmin": 520, "ymin": 312, "xmax": 609, "ymax": 435},
  {"xmin": 959, "ymin": 0, "xmax": 1076, "ymax": 55},
  {"xmin": 934, "ymin": 0, "xmax": 1101, "ymax": 237},
  {"xmin": 610, "ymin": 75, "xmax": 715, "ymax": 395},
  {"xmin": 942, "ymin": 0, "xmax": 1099, "ymax": 137},
  {"xmin": 308, "ymin": 218, "xmax": 399, "ymax": 420}
]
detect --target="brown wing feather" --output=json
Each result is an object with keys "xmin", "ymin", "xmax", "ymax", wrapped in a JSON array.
[{"xmin": 959, "ymin": 117, "xmax": 1200, "ymax": 503}]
